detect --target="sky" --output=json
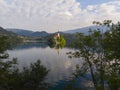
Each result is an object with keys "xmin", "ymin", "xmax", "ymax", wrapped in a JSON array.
[{"xmin": 0, "ymin": 0, "xmax": 120, "ymax": 33}]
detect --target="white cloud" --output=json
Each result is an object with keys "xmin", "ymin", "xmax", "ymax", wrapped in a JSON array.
[
  {"xmin": 87, "ymin": 5, "xmax": 94, "ymax": 11},
  {"xmin": 91, "ymin": 1, "xmax": 120, "ymax": 22},
  {"xmin": 0, "ymin": 0, "xmax": 120, "ymax": 32}
]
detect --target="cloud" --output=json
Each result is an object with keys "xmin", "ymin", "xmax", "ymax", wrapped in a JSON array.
[
  {"xmin": 0, "ymin": 0, "xmax": 120, "ymax": 32},
  {"xmin": 78, "ymin": 0, "xmax": 120, "ymax": 26},
  {"xmin": 90, "ymin": 1, "xmax": 120, "ymax": 22}
]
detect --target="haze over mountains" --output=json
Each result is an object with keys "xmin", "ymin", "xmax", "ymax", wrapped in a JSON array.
[
  {"xmin": 64, "ymin": 25, "xmax": 109, "ymax": 34},
  {"xmin": 0, "ymin": 25, "xmax": 109, "ymax": 37}
]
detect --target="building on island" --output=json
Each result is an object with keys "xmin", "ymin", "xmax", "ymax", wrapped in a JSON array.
[{"xmin": 54, "ymin": 31, "xmax": 61, "ymax": 45}]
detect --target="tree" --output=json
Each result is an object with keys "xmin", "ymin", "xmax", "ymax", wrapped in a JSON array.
[
  {"xmin": 47, "ymin": 35, "xmax": 66, "ymax": 49},
  {"xmin": 67, "ymin": 20, "xmax": 120, "ymax": 90},
  {"xmin": 57, "ymin": 36, "xmax": 66, "ymax": 48},
  {"xmin": 102, "ymin": 22, "xmax": 120, "ymax": 90}
]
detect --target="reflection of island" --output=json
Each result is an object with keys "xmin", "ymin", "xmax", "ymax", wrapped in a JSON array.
[{"xmin": 48, "ymin": 32, "xmax": 66, "ymax": 54}]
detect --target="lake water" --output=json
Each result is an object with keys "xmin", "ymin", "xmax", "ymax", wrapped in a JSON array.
[{"xmin": 7, "ymin": 43, "xmax": 82, "ymax": 86}]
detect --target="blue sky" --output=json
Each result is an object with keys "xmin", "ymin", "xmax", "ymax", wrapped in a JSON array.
[
  {"xmin": 78, "ymin": 0, "xmax": 115, "ymax": 7},
  {"xmin": 0, "ymin": 0, "xmax": 120, "ymax": 32}
]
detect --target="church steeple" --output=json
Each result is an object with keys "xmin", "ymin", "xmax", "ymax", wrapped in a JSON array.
[{"xmin": 57, "ymin": 31, "xmax": 60, "ymax": 38}]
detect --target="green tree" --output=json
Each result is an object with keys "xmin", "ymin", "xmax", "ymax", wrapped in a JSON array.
[
  {"xmin": 47, "ymin": 37, "xmax": 56, "ymax": 48},
  {"xmin": 0, "ymin": 36, "xmax": 10, "ymax": 53},
  {"xmin": 67, "ymin": 20, "xmax": 120, "ymax": 90},
  {"xmin": 56, "ymin": 36, "xmax": 66, "ymax": 48},
  {"xmin": 102, "ymin": 22, "xmax": 120, "ymax": 90},
  {"xmin": 48, "ymin": 35, "xmax": 66, "ymax": 49}
]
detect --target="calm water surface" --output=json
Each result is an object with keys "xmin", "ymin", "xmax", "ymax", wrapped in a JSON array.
[{"xmin": 7, "ymin": 43, "xmax": 82, "ymax": 85}]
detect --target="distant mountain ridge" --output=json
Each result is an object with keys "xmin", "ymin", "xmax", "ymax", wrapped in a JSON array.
[
  {"xmin": 5, "ymin": 25, "xmax": 109, "ymax": 37},
  {"xmin": 64, "ymin": 25, "xmax": 109, "ymax": 34},
  {"xmin": 6, "ymin": 29, "xmax": 49, "ymax": 37}
]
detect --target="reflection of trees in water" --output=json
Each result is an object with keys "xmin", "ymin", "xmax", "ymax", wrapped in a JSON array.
[
  {"xmin": 0, "ymin": 36, "xmax": 49, "ymax": 90},
  {"xmin": 13, "ymin": 42, "xmax": 48, "ymax": 50}
]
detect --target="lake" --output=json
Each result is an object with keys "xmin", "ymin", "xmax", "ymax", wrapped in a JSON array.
[{"xmin": 7, "ymin": 42, "xmax": 82, "ymax": 88}]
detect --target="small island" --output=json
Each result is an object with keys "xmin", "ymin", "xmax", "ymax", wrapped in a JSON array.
[{"xmin": 48, "ymin": 31, "xmax": 66, "ymax": 49}]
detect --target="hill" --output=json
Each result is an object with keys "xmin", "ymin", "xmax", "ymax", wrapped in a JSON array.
[
  {"xmin": 64, "ymin": 25, "xmax": 109, "ymax": 35},
  {"xmin": 30, "ymin": 31, "xmax": 49, "ymax": 37},
  {"xmin": 0, "ymin": 27, "xmax": 17, "ymax": 36},
  {"xmin": 0, "ymin": 27, "xmax": 23, "ymax": 45},
  {"xmin": 6, "ymin": 29, "xmax": 49, "ymax": 37}
]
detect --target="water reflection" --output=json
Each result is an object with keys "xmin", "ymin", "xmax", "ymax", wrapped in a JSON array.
[
  {"xmin": 7, "ymin": 43, "xmax": 81, "ymax": 84},
  {"xmin": 13, "ymin": 42, "xmax": 48, "ymax": 50}
]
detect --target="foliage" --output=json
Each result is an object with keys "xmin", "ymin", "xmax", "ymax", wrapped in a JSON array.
[
  {"xmin": 67, "ymin": 20, "xmax": 120, "ymax": 90},
  {"xmin": 0, "ymin": 59, "xmax": 49, "ymax": 90},
  {"xmin": 20, "ymin": 60, "xmax": 49, "ymax": 89},
  {"xmin": 47, "ymin": 34, "xmax": 66, "ymax": 49},
  {"xmin": 47, "ymin": 37, "xmax": 56, "ymax": 48},
  {"xmin": 0, "ymin": 36, "xmax": 10, "ymax": 53},
  {"xmin": 102, "ymin": 21, "xmax": 120, "ymax": 90},
  {"xmin": 56, "ymin": 36, "xmax": 66, "ymax": 48}
]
